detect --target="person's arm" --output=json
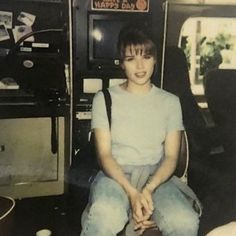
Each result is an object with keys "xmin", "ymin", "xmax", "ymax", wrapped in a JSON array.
[
  {"xmin": 140, "ymin": 129, "xmax": 182, "ymax": 215},
  {"xmin": 94, "ymin": 128, "xmax": 151, "ymax": 222},
  {"xmin": 134, "ymin": 130, "xmax": 182, "ymax": 233},
  {"xmin": 94, "ymin": 127, "xmax": 137, "ymax": 196},
  {"xmin": 143, "ymin": 130, "xmax": 182, "ymax": 193},
  {"xmin": 133, "ymin": 130, "xmax": 182, "ymax": 234}
]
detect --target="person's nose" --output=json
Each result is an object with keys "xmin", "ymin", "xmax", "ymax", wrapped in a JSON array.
[{"xmin": 136, "ymin": 58, "xmax": 144, "ymax": 69}]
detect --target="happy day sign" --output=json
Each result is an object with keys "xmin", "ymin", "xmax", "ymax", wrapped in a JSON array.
[{"xmin": 92, "ymin": 0, "xmax": 149, "ymax": 12}]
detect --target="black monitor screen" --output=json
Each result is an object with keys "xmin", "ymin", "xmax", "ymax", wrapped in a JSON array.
[
  {"xmin": 93, "ymin": 19, "xmax": 123, "ymax": 60},
  {"xmin": 89, "ymin": 13, "xmax": 149, "ymax": 69}
]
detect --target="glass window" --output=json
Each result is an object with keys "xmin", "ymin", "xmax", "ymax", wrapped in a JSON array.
[{"xmin": 180, "ymin": 17, "xmax": 236, "ymax": 96}]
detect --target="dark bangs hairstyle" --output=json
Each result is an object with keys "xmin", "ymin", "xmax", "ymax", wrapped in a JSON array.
[{"xmin": 117, "ymin": 25, "xmax": 157, "ymax": 62}]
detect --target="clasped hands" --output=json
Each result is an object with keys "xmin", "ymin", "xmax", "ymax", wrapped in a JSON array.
[{"xmin": 129, "ymin": 185, "xmax": 158, "ymax": 235}]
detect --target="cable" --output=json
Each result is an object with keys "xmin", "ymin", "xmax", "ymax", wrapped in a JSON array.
[
  {"xmin": 0, "ymin": 196, "xmax": 15, "ymax": 221},
  {"xmin": 8, "ymin": 28, "xmax": 64, "ymax": 56}
]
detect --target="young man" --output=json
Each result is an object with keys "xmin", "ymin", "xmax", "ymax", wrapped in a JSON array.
[{"xmin": 80, "ymin": 25, "xmax": 199, "ymax": 236}]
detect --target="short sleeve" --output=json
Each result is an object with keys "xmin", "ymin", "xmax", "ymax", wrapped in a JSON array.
[
  {"xmin": 91, "ymin": 91, "xmax": 110, "ymax": 130},
  {"xmin": 167, "ymin": 97, "xmax": 184, "ymax": 133}
]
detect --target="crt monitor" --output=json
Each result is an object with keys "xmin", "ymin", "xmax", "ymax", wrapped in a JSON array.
[{"xmin": 88, "ymin": 13, "xmax": 149, "ymax": 69}]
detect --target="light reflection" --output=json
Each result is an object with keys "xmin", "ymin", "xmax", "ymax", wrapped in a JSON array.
[{"xmin": 92, "ymin": 29, "xmax": 103, "ymax": 41}]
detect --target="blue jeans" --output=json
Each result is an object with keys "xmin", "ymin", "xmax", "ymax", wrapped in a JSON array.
[{"xmin": 80, "ymin": 171, "xmax": 199, "ymax": 236}]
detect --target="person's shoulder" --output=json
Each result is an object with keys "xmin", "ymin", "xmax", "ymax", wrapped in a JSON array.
[
  {"xmin": 152, "ymin": 85, "xmax": 179, "ymax": 101},
  {"xmin": 93, "ymin": 84, "xmax": 121, "ymax": 102},
  {"xmin": 93, "ymin": 89, "xmax": 103, "ymax": 100},
  {"xmin": 108, "ymin": 84, "xmax": 123, "ymax": 94},
  {"xmin": 93, "ymin": 89, "xmax": 107, "ymax": 107}
]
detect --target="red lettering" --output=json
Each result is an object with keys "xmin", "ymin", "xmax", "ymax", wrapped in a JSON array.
[
  {"xmin": 105, "ymin": 2, "xmax": 114, "ymax": 8},
  {"xmin": 94, "ymin": 0, "xmax": 135, "ymax": 10},
  {"xmin": 122, "ymin": 2, "xmax": 131, "ymax": 9},
  {"xmin": 130, "ymin": 3, "xmax": 135, "ymax": 9},
  {"xmin": 94, "ymin": 1, "xmax": 101, "ymax": 8}
]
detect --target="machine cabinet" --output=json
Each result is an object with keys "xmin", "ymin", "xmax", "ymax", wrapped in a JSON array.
[{"xmin": 0, "ymin": 117, "xmax": 67, "ymax": 198}]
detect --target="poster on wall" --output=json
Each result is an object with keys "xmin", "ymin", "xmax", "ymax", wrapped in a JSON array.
[{"xmin": 92, "ymin": 0, "xmax": 149, "ymax": 12}]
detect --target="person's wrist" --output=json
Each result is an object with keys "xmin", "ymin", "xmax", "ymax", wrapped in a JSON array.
[
  {"xmin": 126, "ymin": 185, "xmax": 139, "ymax": 199},
  {"xmin": 144, "ymin": 181, "xmax": 156, "ymax": 193}
]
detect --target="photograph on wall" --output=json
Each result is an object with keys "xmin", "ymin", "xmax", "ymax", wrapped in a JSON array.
[
  {"xmin": 13, "ymin": 25, "xmax": 35, "ymax": 43},
  {"xmin": 17, "ymin": 11, "xmax": 36, "ymax": 27},
  {"xmin": 0, "ymin": 24, "xmax": 10, "ymax": 41},
  {"xmin": 0, "ymin": 10, "xmax": 13, "ymax": 29}
]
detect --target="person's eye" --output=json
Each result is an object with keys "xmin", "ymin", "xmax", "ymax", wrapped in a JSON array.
[
  {"xmin": 144, "ymin": 55, "xmax": 152, "ymax": 59},
  {"xmin": 124, "ymin": 57, "xmax": 134, "ymax": 62}
]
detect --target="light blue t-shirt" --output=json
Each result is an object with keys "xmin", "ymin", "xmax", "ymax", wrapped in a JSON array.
[{"xmin": 91, "ymin": 84, "xmax": 184, "ymax": 166}]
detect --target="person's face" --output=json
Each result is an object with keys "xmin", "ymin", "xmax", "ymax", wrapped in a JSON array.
[{"xmin": 121, "ymin": 44, "xmax": 156, "ymax": 86}]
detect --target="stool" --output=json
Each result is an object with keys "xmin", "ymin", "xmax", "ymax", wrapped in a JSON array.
[
  {"xmin": 0, "ymin": 196, "xmax": 15, "ymax": 236},
  {"xmin": 118, "ymin": 228, "xmax": 162, "ymax": 236}
]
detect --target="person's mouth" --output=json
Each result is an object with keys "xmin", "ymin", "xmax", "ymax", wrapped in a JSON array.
[{"xmin": 135, "ymin": 72, "xmax": 146, "ymax": 78}]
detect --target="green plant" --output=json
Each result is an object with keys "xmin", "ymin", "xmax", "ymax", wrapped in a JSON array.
[{"xmin": 200, "ymin": 33, "xmax": 232, "ymax": 76}]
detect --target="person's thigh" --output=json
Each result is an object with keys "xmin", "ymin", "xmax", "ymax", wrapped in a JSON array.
[
  {"xmin": 152, "ymin": 179, "xmax": 199, "ymax": 236},
  {"xmin": 81, "ymin": 171, "xmax": 130, "ymax": 236},
  {"xmin": 89, "ymin": 171, "xmax": 129, "ymax": 205}
]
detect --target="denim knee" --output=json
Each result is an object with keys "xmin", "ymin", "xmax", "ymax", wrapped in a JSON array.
[
  {"xmin": 156, "ymin": 206, "xmax": 199, "ymax": 236},
  {"xmin": 81, "ymin": 200, "xmax": 128, "ymax": 236},
  {"xmin": 81, "ymin": 172, "xmax": 129, "ymax": 236},
  {"xmin": 152, "ymin": 180, "xmax": 199, "ymax": 236}
]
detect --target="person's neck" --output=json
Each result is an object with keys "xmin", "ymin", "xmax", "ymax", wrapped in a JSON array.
[{"xmin": 122, "ymin": 81, "xmax": 152, "ymax": 95}]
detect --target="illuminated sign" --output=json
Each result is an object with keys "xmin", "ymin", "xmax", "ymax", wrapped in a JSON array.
[{"xmin": 92, "ymin": 0, "xmax": 149, "ymax": 12}]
